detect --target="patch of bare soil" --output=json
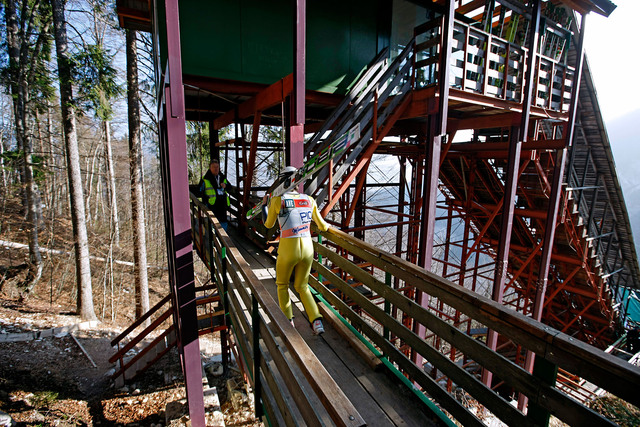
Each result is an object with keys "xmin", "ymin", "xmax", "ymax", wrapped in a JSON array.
[
  {"xmin": 0, "ymin": 197, "xmax": 261, "ymax": 426},
  {"xmin": 0, "ymin": 295, "xmax": 261, "ymax": 426}
]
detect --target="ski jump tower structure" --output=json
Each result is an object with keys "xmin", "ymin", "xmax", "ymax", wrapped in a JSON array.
[{"xmin": 116, "ymin": 0, "xmax": 639, "ymax": 425}]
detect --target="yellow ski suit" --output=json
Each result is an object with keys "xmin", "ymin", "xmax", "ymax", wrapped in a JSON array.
[{"xmin": 264, "ymin": 192, "xmax": 329, "ymax": 323}]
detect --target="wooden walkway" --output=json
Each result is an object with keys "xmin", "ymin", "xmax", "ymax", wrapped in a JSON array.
[{"xmin": 228, "ymin": 226, "xmax": 442, "ymax": 426}]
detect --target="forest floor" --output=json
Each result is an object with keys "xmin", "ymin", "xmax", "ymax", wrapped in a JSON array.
[
  {"xmin": 0, "ymin": 294, "xmax": 261, "ymax": 426},
  {"xmin": 0, "ymin": 200, "xmax": 261, "ymax": 426}
]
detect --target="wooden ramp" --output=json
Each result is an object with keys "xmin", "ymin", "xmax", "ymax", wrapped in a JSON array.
[
  {"xmin": 185, "ymin": 194, "xmax": 640, "ymax": 426},
  {"xmin": 228, "ymin": 226, "xmax": 441, "ymax": 426}
]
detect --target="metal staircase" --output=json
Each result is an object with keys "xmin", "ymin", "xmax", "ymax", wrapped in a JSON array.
[{"xmin": 303, "ymin": 40, "xmax": 415, "ymax": 206}]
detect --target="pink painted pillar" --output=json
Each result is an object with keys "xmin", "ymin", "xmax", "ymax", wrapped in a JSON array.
[
  {"xmin": 161, "ymin": 0, "xmax": 205, "ymax": 424},
  {"xmin": 289, "ymin": 0, "xmax": 306, "ymax": 173}
]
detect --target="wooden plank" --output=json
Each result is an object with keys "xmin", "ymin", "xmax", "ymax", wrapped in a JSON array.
[
  {"xmin": 257, "ymin": 317, "xmax": 323, "ymax": 426},
  {"xmin": 321, "ymin": 227, "xmax": 550, "ymax": 354},
  {"xmin": 253, "ymin": 271, "xmax": 394, "ymax": 425},
  {"xmin": 286, "ymin": 281, "xmax": 434, "ymax": 426},
  {"xmin": 110, "ymin": 294, "xmax": 171, "ymax": 346},
  {"xmin": 257, "ymin": 367, "xmax": 296, "ymax": 427},
  {"xmin": 216, "ymin": 225, "xmax": 366, "ymax": 427},
  {"xmin": 229, "ymin": 292, "xmax": 295, "ymax": 426},
  {"xmin": 414, "ymin": 17, "xmax": 442, "ymax": 36},
  {"xmin": 308, "ymin": 275, "xmax": 484, "ymax": 427},
  {"xmin": 416, "ymin": 56, "xmax": 439, "ymax": 69},
  {"xmin": 111, "ymin": 326, "xmax": 174, "ymax": 378},
  {"xmin": 415, "ymin": 37, "xmax": 440, "ymax": 53},
  {"xmin": 234, "ymin": 236, "xmax": 441, "ymax": 426},
  {"xmin": 316, "ymin": 301, "xmax": 382, "ymax": 372},
  {"xmin": 108, "ymin": 308, "xmax": 173, "ymax": 363},
  {"xmin": 294, "ymin": 305, "xmax": 398, "ymax": 425},
  {"xmin": 313, "ymin": 259, "xmax": 531, "ymax": 426}
]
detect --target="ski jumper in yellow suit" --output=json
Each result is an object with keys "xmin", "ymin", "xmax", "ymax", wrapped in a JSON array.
[{"xmin": 263, "ymin": 191, "xmax": 330, "ymax": 323}]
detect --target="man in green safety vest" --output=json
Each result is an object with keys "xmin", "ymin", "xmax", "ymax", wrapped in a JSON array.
[{"xmin": 199, "ymin": 159, "xmax": 233, "ymax": 231}]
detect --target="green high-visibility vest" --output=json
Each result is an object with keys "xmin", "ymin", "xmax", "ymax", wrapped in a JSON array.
[{"xmin": 203, "ymin": 176, "xmax": 230, "ymax": 208}]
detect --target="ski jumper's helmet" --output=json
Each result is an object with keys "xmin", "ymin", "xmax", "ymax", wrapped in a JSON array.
[{"xmin": 279, "ymin": 166, "xmax": 297, "ymax": 188}]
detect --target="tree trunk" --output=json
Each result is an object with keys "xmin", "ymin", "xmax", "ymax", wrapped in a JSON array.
[
  {"xmin": 94, "ymin": 159, "xmax": 102, "ymax": 221},
  {"xmin": 85, "ymin": 141, "xmax": 100, "ymax": 224},
  {"xmin": 104, "ymin": 120, "xmax": 120, "ymax": 246},
  {"xmin": 5, "ymin": 0, "xmax": 45, "ymax": 296},
  {"xmin": 20, "ymin": 119, "xmax": 44, "ymax": 295},
  {"xmin": 51, "ymin": 0, "xmax": 97, "ymax": 321},
  {"xmin": 1, "ymin": 128, "xmax": 6, "ymax": 196},
  {"xmin": 47, "ymin": 103, "xmax": 57, "ymax": 214},
  {"xmin": 33, "ymin": 110, "xmax": 45, "ymax": 228},
  {"xmin": 127, "ymin": 29, "xmax": 150, "ymax": 320}
]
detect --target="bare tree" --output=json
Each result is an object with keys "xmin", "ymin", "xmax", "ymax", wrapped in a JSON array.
[
  {"xmin": 0, "ymin": 102, "xmax": 7, "ymax": 194},
  {"xmin": 51, "ymin": 0, "xmax": 96, "ymax": 321},
  {"xmin": 127, "ymin": 29, "xmax": 149, "ymax": 319},
  {"xmin": 72, "ymin": 2, "xmax": 123, "ymax": 244},
  {"xmin": 3, "ymin": 0, "xmax": 53, "ymax": 296}
]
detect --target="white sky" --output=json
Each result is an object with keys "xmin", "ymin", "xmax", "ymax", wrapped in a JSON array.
[{"xmin": 583, "ymin": 0, "xmax": 640, "ymax": 123}]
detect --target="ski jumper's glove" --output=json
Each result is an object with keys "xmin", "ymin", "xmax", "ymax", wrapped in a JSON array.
[{"xmin": 261, "ymin": 194, "xmax": 271, "ymax": 224}]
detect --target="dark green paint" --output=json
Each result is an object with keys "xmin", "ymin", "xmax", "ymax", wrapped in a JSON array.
[{"xmin": 157, "ymin": 0, "xmax": 390, "ymax": 94}]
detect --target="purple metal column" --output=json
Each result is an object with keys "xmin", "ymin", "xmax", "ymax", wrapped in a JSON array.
[
  {"xmin": 518, "ymin": 12, "xmax": 588, "ymax": 409},
  {"xmin": 415, "ymin": 0, "xmax": 455, "ymax": 366},
  {"xmin": 160, "ymin": 0, "xmax": 205, "ymax": 424},
  {"xmin": 483, "ymin": 0, "xmax": 542, "ymax": 387},
  {"xmin": 289, "ymin": 0, "xmax": 305, "ymax": 170}
]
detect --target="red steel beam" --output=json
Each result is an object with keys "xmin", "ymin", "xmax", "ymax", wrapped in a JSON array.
[
  {"xmin": 414, "ymin": 0, "xmax": 455, "ymax": 369},
  {"xmin": 321, "ymin": 92, "xmax": 412, "ymax": 216},
  {"xmin": 484, "ymin": 0, "xmax": 542, "ymax": 388},
  {"xmin": 344, "ymin": 163, "xmax": 371, "ymax": 226},
  {"xmin": 544, "ymin": 266, "xmax": 581, "ymax": 307},
  {"xmin": 449, "ymin": 138, "xmax": 567, "ymax": 153},
  {"xmin": 213, "ymin": 74, "xmax": 293, "ymax": 130},
  {"xmin": 519, "ymin": 149, "xmax": 569, "ymax": 409},
  {"xmin": 241, "ymin": 112, "xmax": 262, "ymax": 222}
]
